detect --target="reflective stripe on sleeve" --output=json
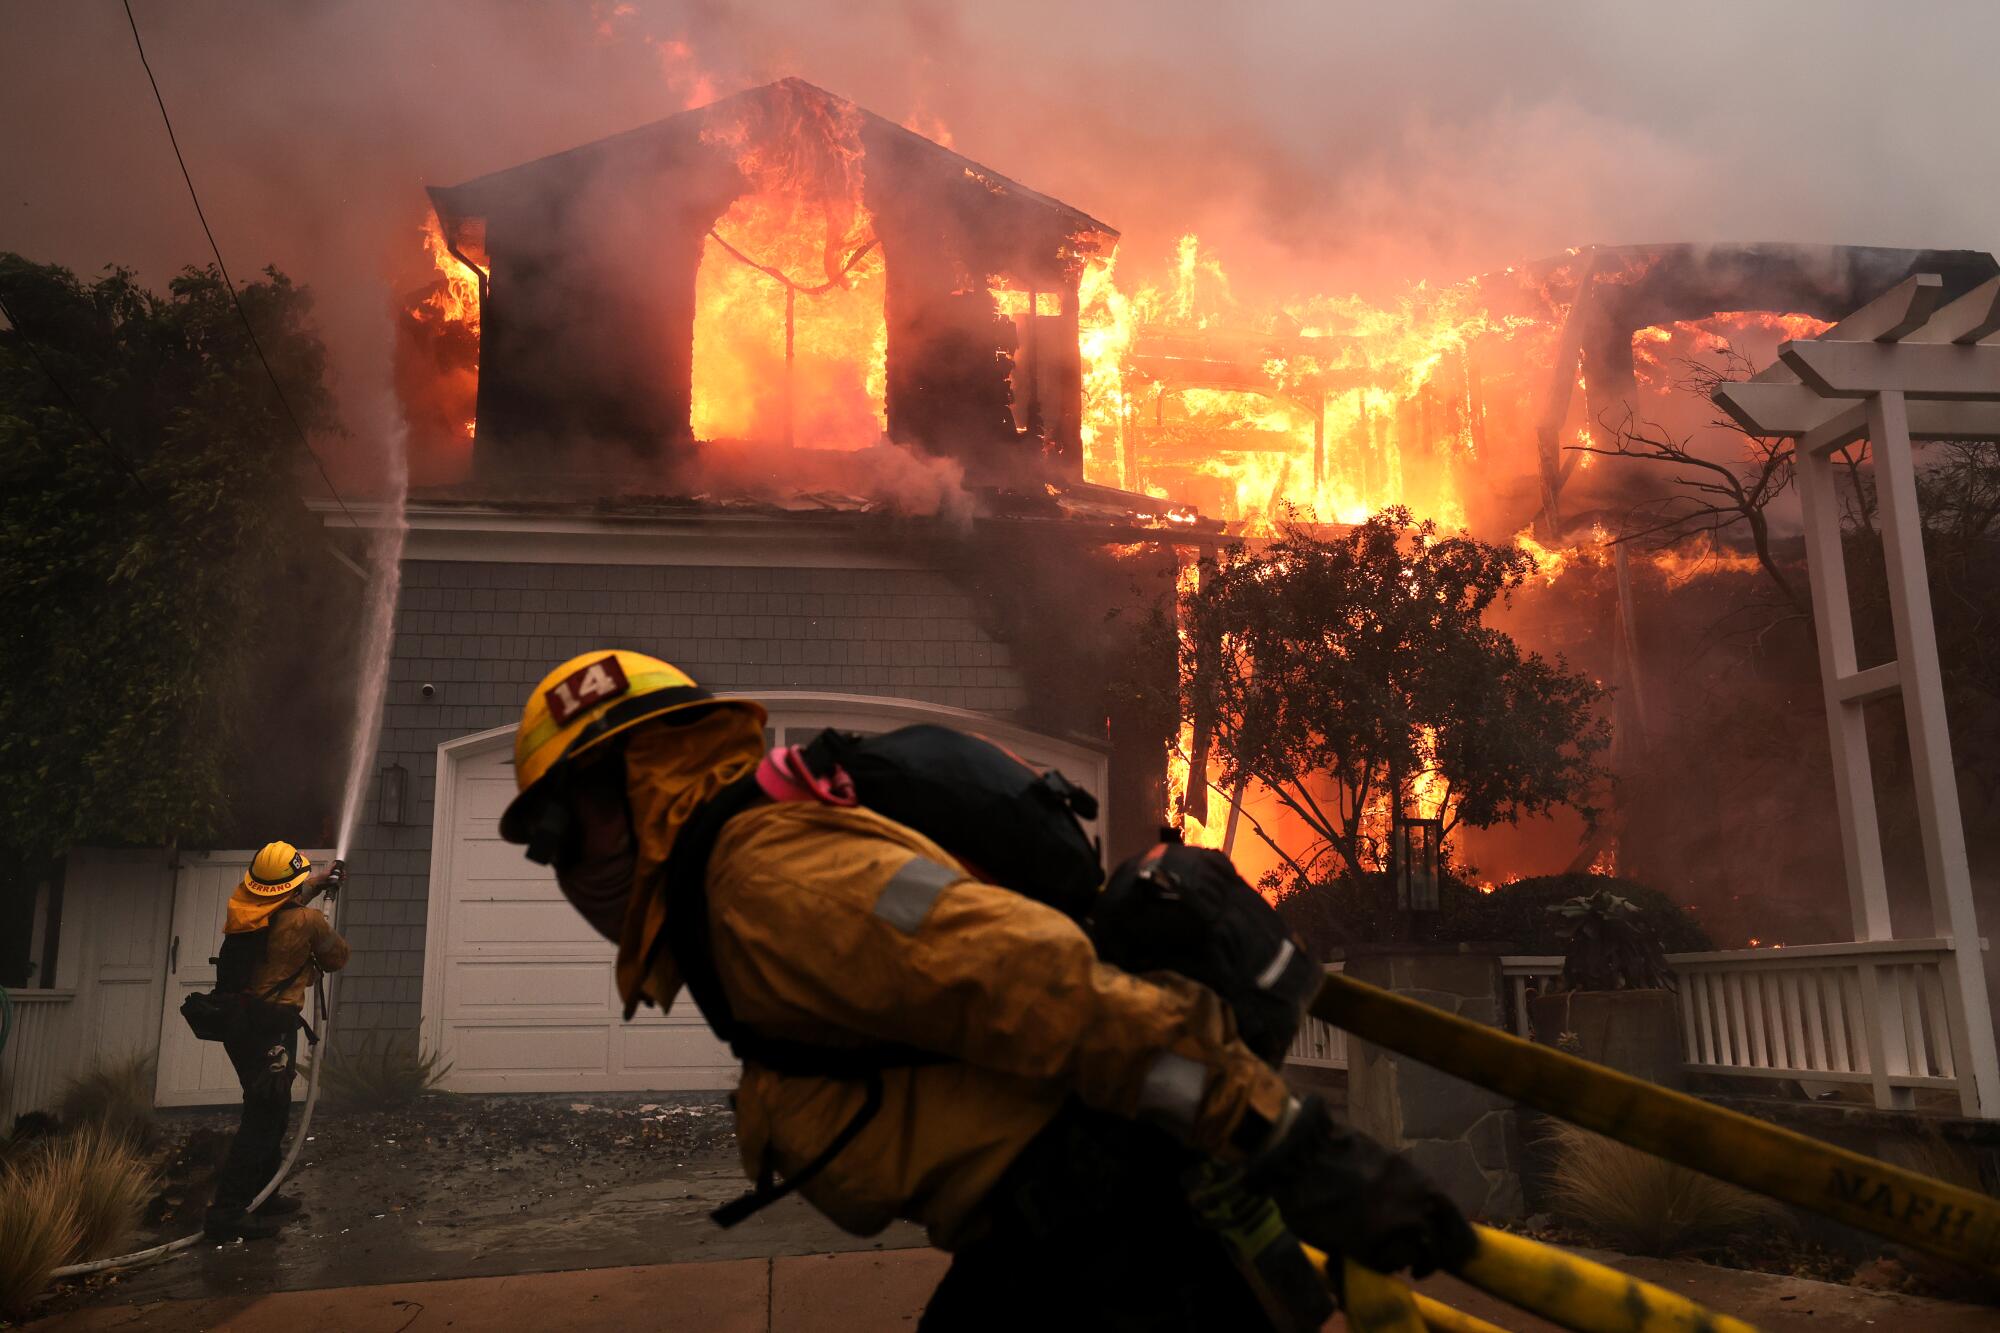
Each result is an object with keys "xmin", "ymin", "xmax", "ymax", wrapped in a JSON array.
[
  {"xmin": 1254, "ymin": 938, "xmax": 1297, "ymax": 991},
  {"xmin": 1135, "ymin": 1051, "xmax": 1211, "ymax": 1137},
  {"xmin": 872, "ymin": 857, "xmax": 962, "ymax": 934}
]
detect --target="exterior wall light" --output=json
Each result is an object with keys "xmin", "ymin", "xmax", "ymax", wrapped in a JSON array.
[{"xmin": 379, "ymin": 761, "xmax": 409, "ymax": 826}]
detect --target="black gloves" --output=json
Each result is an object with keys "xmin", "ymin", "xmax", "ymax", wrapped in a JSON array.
[
  {"xmin": 1241, "ymin": 1096, "xmax": 1477, "ymax": 1279},
  {"xmin": 1185, "ymin": 1160, "xmax": 1337, "ymax": 1332}
]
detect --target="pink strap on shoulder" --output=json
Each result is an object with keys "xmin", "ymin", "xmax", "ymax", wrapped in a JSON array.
[{"xmin": 754, "ymin": 745, "xmax": 859, "ymax": 807}]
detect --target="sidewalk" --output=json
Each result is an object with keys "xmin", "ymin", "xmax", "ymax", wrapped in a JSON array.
[{"xmin": 29, "ymin": 1247, "xmax": 1998, "ymax": 1332}]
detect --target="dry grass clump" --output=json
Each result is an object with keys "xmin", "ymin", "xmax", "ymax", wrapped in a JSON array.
[
  {"xmin": 1543, "ymin": 1119, "xmax": 1785, "ymax": 1257},
  {"xmin": 313, "ymin": 1035, "xmax": 451, "ymax": 1111},
  {"xmin": 0, "ymin": 1159, "xmax": 80, "ymax": 1320},
  {"xmin": 57, "ymin": 1053, "xmax": 157, "ymax": 1146},
  {"xmin": 1880, "ymin": 1132, "xmax": 2000, "ymax": 1303},
  {"xmin": 1883, "ymin": 1132, "xmax": 1993, "ymax": 1198},
  {"xmin": 0, "ymin": 1124, "xmax": 154, "ymax": 1317},
  {"xmin": 41, "ymin": 1125, "xmax": 155, "ymax": 1260}
]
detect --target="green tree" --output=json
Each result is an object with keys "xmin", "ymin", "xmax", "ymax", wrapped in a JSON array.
[
  {"xmin": 0, "ymin": 254, "xmax": 337, "ymax": 870},
  {"xmin": 1166, "ymin": 509, "xmax": 1611, "ymax": 883}
]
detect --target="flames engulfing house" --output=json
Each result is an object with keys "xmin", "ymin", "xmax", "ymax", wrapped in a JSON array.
[
  {"xmin": 1111, "ymin": 241, "xmax": 1997, "ymax": 542},
  {"xmin": 424, "ymin": 78, "xmax": 1116, "ymax": 491}
]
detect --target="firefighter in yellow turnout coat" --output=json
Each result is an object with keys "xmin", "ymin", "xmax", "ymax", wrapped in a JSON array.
[
  {"xmin": 206, "ymin": 842, "xmax": 349, "ymax": 1241},
  {"xmin": 502, "ymin": 651, "xmax": 1471, "ymax": 1329}
]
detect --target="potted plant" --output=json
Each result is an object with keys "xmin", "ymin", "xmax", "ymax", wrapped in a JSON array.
[{"xmin": 1527, "ymin": 891, "xmax": 1685, "ymax": 1088}]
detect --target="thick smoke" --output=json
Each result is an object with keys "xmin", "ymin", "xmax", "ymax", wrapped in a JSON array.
[{"xmin": 7, "ymin": 0, "xmax": 2000, "ymax": 494}]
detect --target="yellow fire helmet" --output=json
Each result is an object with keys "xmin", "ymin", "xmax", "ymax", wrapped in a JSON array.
[
  {"xmin": 244, "ymin": 841, "xmax": 312, "ymax": 897},
  {"xmin": 499, "ymin": 650, "xmax": 766, "ymax": 848}
]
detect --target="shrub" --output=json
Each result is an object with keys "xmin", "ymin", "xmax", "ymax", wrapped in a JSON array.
[
  {"xmin": 1495, "ymin": 875, "xmax": 1712, "ymax": 955},
  {"xmin": 1543, "ymin": 1119, "xmax": 1782, "ymax": 1257},
  {"xmin": 1270, "ymin": 870, "xmax": 1710, "ymax": 961},
  {"xmin": 37, "ymin": 1126, "xmax": 154, "ymax": 1260},
  {"xmin": 311, "ymin": 1035, "xmax": 451, "ymax": 1110},
  {"xmin": 0, "ymin": 1155, "xmax": 81, "ymax": 1320},
  {"xmin": 1550, "ymin": 890, "xmax": 1675, "ymax": 991},
  {"xmin": 56, "ymin": 1053, "xmax": 157, "ymax": 1146}
]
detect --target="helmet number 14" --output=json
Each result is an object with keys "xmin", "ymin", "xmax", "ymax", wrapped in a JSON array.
[{"xmin": 546, "ymin": 655, "xmax": 631, "ymax": 724}]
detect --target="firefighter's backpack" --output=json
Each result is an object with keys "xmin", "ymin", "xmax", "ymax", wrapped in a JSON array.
[{"xmin": 180, "ymin": 904, "xmax": 313, "ymax": 1045}]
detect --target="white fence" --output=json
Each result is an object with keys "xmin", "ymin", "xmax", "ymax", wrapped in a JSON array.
[
  {"xmin": 1286, "ymin": 962, "xmax": 1347, "ymax": 1069},
  {"xmin": 1505, "ymin": 940, "xmax": 1981, "ymax": 1115},
  {"xmin": 1287, "ymin": 1010, "xmax": 1349, "ymax": 1069},
  {"xmin": 0, "ymin": 989, "xmax": 83, "ymax": 1126}
]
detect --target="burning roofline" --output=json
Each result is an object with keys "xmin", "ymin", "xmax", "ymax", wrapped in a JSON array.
[{"xmin": 427, "ymin": 77, "xmax": 1118, "ymax": 246}]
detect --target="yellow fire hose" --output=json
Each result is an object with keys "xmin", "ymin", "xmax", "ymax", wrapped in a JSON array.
[
  {"xmin": 1306, "ymin": 1227, "xmax": 1756, "ymax": 1333},
  {"xmin": 1312, "ymin": 971, "xmax": 2000, "ymax": 1276},
  {"xmin": 1403, "ymin": 1286, "xmax": 1509, "ymax": 1333}
]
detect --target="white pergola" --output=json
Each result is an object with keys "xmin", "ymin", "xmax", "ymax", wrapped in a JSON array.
[{"xmin": 1716, "ymin": 273, "xmax": 2000, "ymax": 1115}]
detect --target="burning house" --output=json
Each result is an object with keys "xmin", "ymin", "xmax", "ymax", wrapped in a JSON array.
[
  {"xmin": 304, "ymin": 82, "xmax": 1194, "ymax": 1096},
  {"xmin": 409, "ymin": 77, "xmax": 1118, "ymax": 498},
  {"xmin": 1108, "ymin": 240, "xmax": 1996, "ymax": 539}
]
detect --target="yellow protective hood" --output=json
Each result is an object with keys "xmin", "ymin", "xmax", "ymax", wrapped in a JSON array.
[
  {"xmin": 225, "ymin": 882, "xmax": 291, "ymax": 934},
  {"xmin": 615, "ymin": 707, "xmax": 765, "ymax": 1012}
]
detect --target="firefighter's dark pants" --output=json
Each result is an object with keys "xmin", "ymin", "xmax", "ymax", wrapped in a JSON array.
[
  {"xmin": 210, "ymin": 1026, "xmax": 298, "ymax": 1216},
  {"xmin": 918, "ymin": 1107, "xmax": 1276, "ymax": 1333}
]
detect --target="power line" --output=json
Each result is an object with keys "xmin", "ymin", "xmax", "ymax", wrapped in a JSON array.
[
  {"xmin": 120, "ymin": 0, "xmax": 363, "ymax": 534},
  {"xmin": 0, "ymin": 287, "xmax": 159, "ymax": 500}
]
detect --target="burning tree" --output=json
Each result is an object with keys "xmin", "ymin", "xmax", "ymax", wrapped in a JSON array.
[
  {"xmin": 1166, "ymin": 510, "xmax": 1610, "ymax": 886},
  {"xmin": 1582, "ymin": 347, "xmax": 1809, "ymax": 615}
]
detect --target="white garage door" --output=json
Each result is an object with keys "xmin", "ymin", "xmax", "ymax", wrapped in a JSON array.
[
  {"xmin": 424, "ymin": 693, "xmax": 1109, "ymax": 1095},
  {"xmin": 425, "ymin": 741, "xmax": 734, "ymax": 1093}
]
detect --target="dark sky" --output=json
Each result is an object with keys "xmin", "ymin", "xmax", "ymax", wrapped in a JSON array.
[{"xmin": 4, "ymin": 0, "xmax": 1992, "ymax": 479}]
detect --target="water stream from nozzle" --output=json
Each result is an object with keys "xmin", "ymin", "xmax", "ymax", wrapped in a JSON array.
[{"xmin": 333, "ymin": 422, "xmax": 409, "ymax": 861}]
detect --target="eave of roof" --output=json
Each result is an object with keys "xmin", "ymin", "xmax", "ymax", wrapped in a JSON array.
[
  {"xmin": 428, "ymin": 77, "xmax": 1117, "ymax": 243},
  {"xmin": 305, "ymin": 493, "xmax": 1228, "ymax": 551}
]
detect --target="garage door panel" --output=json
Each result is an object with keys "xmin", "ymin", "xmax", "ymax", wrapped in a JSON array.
[
  {"xmin": 447, "ymin": 958, "xmax": 612, "ymax": 1012},
  {"xmin": 450, "ymin": 899, "xmax": 604, "ymax": 950},
  {"xmin": 629, "ymin": 996, "xmax": 714, "ymax": 1026},
  {"xmin": 619, "ymin": 1025, "xmax": 738, "ymax": 1079},
  {"xmin": 453, "ymin": 1023, "xmax": 611, "ymax": 1075},
  {"xmin": 456, "ymin": 769, "xmax": 517, "ymax": 815},
  {"xmin": 454, "ymin": 836, "xmax": 553, "ymax": 883}
]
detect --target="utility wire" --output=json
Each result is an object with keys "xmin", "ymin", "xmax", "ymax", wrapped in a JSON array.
[
  {"xmin": 0, "ymin": 287, "xmax": 158, "ymax": 498},
  {"xmin": 120, "ymin": 0, "xmax": 363, "ymax": 533}
]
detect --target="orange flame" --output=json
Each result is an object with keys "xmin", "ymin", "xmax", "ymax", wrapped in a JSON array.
[
  {"xmin": 1513, "ymin": 527, "xmax": 1572, "ymax": 585},
  {"xmin": 1081, "ymin": 234, "xmax": 1563, "ymax": 532},
  {"xmin": 1632, "ymin": 311, "xmax": 1833, "ymax": 390},
  {"xmin": 1165, "ymin": 558, "xmax": 1229, "ymax": 849},
  {"xmin": 418, "ymin": 212, "xmax": 484, "ymax": 336},
  {"xmin": 1649, "ymin": 535, "xmax": 1765, "ymax": 586},
  {"xmin": 690, "ymin": 90, "xmax": 887, "ymax": 449}
]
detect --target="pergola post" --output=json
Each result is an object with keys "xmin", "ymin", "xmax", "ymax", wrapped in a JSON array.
[
  {"xmin": 1869, "ymin": 390, "xmax": 1997, "ymax": 1114},
  {"xmin": 1794, "ymin": 415, "xmax": 1894, "ymax": 943},
  {"xmin": 1713, "ymin": 274, "xmax": 2000, "ymax": 1115}
]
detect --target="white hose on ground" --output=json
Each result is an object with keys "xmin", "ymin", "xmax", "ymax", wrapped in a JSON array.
[{"xmin": 50, "ymin": 914, "xmax": 339, "ymax": 1279}]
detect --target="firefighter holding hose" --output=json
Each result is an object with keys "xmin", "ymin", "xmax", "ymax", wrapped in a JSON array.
[
  {"xmin": 500, "ymin": 651, "xmax": 1473, "ymax": 1329},
  {"xmin": 203, "ymin": 841, "xmax": 349, "ymax": 1242}
]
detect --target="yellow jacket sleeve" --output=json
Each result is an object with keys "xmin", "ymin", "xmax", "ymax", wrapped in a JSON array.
[
  {"xmin": 707, "ymin": 805, "xmax": 1291, "ymax": 1160},
  {"xmin": 306, "ymin": 907, "xmax": 351, "ymax": 973}
]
